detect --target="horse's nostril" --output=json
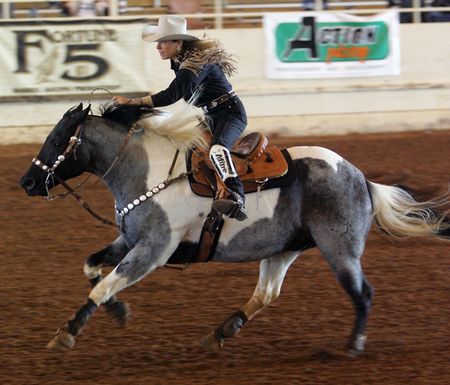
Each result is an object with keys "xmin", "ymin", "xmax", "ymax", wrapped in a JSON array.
[{"xmin": 21, "ymin": 177, "xmax": 36, "ymax": 191}]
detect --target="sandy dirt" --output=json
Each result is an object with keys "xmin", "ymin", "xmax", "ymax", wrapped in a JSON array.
[{"xmin": 1, "ymin": 130, "xmax": 449, "ymax": 385}]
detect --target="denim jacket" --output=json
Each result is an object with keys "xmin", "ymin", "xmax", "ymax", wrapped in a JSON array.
[{"xmin": 151, "ymin": 60, "xmax": 233, "ymax": 108}]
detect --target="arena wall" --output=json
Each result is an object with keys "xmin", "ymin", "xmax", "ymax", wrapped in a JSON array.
[{"xmin": 1, "ymin": 22, "xmax": 449, "ymax": 143}]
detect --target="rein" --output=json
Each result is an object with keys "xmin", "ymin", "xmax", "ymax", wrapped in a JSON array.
[{"xmin": 49, "ymin": 172, "xmax": 119, "ymax": 228}]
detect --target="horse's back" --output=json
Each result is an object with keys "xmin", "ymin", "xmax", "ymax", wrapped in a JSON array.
[{"xmin": 287, "ymin": 146, "xmax": 345, "ymax": 173}]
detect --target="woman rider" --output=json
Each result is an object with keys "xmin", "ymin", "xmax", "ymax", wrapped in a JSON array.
[{"xmin": 113, "ymin": 15, "xmax": 247, "ymax": 221}]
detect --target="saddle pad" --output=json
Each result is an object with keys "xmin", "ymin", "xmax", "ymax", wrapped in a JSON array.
[{"xmin": 188, "ymin": 147, "xmax": 293, "ymax": 198}]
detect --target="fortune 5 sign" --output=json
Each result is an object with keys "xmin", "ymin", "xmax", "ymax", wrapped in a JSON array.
[{"xmin": 0, "ymin": 20, "xmax": 151, "ymax": 97}]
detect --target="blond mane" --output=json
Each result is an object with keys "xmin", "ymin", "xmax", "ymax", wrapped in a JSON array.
[{"xmin": 138, "ymin": 102, "xmax": 208, "ymax": 152}]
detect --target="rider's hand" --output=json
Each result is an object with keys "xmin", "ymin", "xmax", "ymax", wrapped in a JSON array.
[
  {"xmin": 112, "ymin": 95, "xmax": 133, "ymax": 105},
  {"xmin": 112, "ymin": 95, "xmax": 153, "ymax": 106}
]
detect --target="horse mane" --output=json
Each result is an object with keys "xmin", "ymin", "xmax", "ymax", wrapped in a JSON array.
[
  {"xmin": 99, "ymin": 102, "xmax": 208, "ymax": 151},
  {"xmin": 138, "ymin": 102, "xmax": 208, "ymax": 151},
  {"xmin": 99, "ymin": 104, "xmax": 156, "ymax": 128}
]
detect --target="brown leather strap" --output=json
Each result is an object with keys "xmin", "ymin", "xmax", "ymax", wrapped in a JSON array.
[
  {"xmin": 51, "ymin": 172, "xmax": 119, "ymax": 228},
  {"xmin": 99, "ymin": 125, "xmax": 135, "ymax": 180},
  {"xmin": 197, "ymin": 212, "xmax": 224, "ymax": 263},
  {"xmin": 167, "ymin": 150, "xmax": 179, "ymax": 177}
]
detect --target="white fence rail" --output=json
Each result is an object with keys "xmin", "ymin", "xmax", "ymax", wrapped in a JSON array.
[{"xmin": 1, "ymin": 0, "xmax": 448, "ymax": 25}]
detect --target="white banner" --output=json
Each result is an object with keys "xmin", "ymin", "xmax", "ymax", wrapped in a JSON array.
[
  {"xmin": 264, "ymin": 10, "xmax": 400, "ymax": 79},
  {"xmin": 0, "ymin": 19, "xmax": 153, "ymax": 97}
]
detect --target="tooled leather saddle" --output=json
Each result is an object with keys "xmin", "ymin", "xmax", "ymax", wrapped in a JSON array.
[{"xmin": 187, "ymin": 132, "xmax": 292, "ymax": 198}]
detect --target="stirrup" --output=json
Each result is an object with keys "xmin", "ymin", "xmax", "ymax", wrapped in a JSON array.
[{"xmin": 212, "ymin": 198, "xmax": 248, "ymax": 221}]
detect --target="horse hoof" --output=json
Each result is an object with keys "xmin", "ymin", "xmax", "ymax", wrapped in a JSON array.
[
  {"xmin": 199, "ymin": 332, "xmax": 223, "ymax": 351},
  {"xmin": 46, "ymin": 328, "xmax": 76, "ymax": 351},
  {"xmin": 347, "ymin": 333, "xmax": 367, "ymax": 355},
  {"xmin": 106, "ymin": 301, "xmax": 131, "ymax": 328}
]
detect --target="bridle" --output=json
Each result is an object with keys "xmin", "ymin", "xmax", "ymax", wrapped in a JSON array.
[
  {"xmin": 30, "ymin": 119, "xmax": 195, "ymax": 230},
  {"xmin": 32, "ymin": 124, "xmax": 84, "ymax": 200},
  {"xmin": 31, "ymin": 122, "xmax": 124, "ymax": 228}
]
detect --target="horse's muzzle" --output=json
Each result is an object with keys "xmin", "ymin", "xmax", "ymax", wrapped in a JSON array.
[
  {"xmin": 19, "ymin": 174, "xmax": 46, "ymax": 196},
  {"xmin": 20, "ymin": 174, "xmax": 35, "ymax": 191}
]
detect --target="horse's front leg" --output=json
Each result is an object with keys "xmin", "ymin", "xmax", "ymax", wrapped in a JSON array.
[
  {"xmin": 201, "ymin": 252, "xmax": 299, "ymax": 350},
  {"xmin": 47, "ymin": 239, "xmax": 178, "ymax": 350},
  {"xmin": 83, "ymin": 236, "xmax": 131, "ymax": 327}
]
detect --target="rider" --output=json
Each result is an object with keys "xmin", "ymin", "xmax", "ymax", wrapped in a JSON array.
[{"xmin": 112, "ymin": 15, "xmax": 247, "ymax": 221}]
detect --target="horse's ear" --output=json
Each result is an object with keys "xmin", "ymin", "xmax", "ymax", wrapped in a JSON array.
[
  {"xmin": 81, "ymin": 104, "xmax": 91, "ymax": 118},
  {"xmin": 68, "ymin": 104, "xmax": 91, "ymax": 128}
]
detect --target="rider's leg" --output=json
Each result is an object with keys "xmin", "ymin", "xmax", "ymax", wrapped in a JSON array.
[
  {"xmin": 208, "ymin": 98, "xmax": 247, "ymax": 221},
  {"xmin": 209, "ymin": 144, "xmax": 247, "ymax": 220}
]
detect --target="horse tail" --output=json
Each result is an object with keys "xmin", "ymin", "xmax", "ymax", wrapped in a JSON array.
[{"xmin": 367, "ymin": 182, "xmax": 450, "ymax": 240}]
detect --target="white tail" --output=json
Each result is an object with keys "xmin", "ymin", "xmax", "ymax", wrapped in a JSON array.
[{"xmin": 368, "ymin": 182, "xmax": 449, "ymax": 239}]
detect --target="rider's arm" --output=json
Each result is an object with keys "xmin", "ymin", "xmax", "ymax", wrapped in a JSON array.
[
  {"xmin": 114, "ymin": 67, "xmax": 201, "ymax": 107},
  {"xmin": 150, "ymin": 68, "xmax": 200, "ymax": 107}
]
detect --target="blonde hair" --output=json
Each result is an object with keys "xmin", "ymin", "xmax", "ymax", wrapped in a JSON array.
[
  {"xmin": 184, "ymin": 38, "xmax": 219, "ymax": 51},
  {"xmin": 176, "ymin": 39, "xmax": 237, "ymax": 77}
]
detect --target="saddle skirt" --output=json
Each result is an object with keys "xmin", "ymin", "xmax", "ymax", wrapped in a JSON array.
[{"xmin": 188, "ymin": 132, "xmax": 290, "ymax": 198}]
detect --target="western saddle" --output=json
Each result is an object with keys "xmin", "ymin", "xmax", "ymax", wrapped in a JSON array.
[{"xmin": 188, "ymin": 131, "xmax": 289, "ymax": 198}]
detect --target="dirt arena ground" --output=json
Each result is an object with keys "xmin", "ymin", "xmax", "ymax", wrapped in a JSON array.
[{"xmin": 1, "ymin": 129, "xmax": 449, "ymax": 385}]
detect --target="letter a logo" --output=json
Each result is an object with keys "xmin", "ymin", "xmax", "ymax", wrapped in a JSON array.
[{"xmin": 283, "ymin": 16, "xmax": 318, "ymax": 59}]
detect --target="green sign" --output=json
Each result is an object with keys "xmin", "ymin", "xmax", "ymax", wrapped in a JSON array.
[{"xmin": 276, "ymin": 16, "xmax": 389, "ymax": 63}]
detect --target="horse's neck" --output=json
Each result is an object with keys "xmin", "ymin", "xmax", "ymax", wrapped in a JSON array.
[
  {"xmin": 85, "ymin": 119, "xmax": 126, "ymax": 176},
  {"xmin": 88, "ymin": 123, "xmax": 187, "ymax": 207}
]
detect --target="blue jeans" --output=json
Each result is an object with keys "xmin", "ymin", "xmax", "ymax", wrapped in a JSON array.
[
  {"xmin": 206, "ymin": 96, "xmax": 247, "ymax": 197},
  {"xmin": 206, "ymin": 96, "xmax": 247, "ymax": 148}
]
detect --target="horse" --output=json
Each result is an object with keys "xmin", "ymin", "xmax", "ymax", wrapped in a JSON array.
[{"xmin": 20, "ymin": 102, "xmax": 449, "ymax": 354}]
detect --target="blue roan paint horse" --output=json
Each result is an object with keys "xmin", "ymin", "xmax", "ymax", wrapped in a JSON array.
[{"xmin": 20, "ymin": 103, "xmax": 449, "ymax": 354}]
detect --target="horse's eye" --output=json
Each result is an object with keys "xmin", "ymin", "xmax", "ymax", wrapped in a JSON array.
[{"xmin": 53, "ymin": 142, "xmax": 61, "ymax": 148}]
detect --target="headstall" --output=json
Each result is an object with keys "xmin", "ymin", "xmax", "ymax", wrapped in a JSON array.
[
  {"xmin": 32, "ymin": 124, "xmax": 83, "ymax": 199},
  {"xmin": 31, "ymin": 123, "xmax": 119, "ymax": 228}
]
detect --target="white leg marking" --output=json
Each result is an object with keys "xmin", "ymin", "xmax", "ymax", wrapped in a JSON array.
[
  {"xmin": 242, "ymin": 252, "xmax": 298, "ymax": 319},
  {"xmin": 288, "ymin": 146, "xmax": 343, "ymax": 172},
  {"xmin": 88, "ymin": 271, "xmax": 128, "ymax": 305}
]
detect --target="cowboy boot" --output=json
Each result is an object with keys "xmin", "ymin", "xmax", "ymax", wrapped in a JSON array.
[{"xmin": 209, "ymin": 144, "xmax": 247, "ymax": 221}]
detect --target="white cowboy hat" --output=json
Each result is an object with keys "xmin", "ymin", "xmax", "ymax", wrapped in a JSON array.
[{"xmin": 142, "ymin": 15, "xmax": 199, "ymax": 43}]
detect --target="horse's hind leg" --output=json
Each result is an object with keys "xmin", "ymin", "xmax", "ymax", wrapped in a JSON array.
[
  {"xmin": 83, "ymin": 236, "xmax": 131, "ymax": 327},
  {"xmin": 342, "ymin": 268, "xmax": 373, "ymax": 353},
  {"xmin": 200, "ymin": 251, "xmax": 298, "ymax": 350},
  {"xmin": 314, "ymin": 235, "xmax": 373, "ymax": 354},
  {"xmin": 330, "ymin": 256, "xmax": 373, "ymax": 353}
]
